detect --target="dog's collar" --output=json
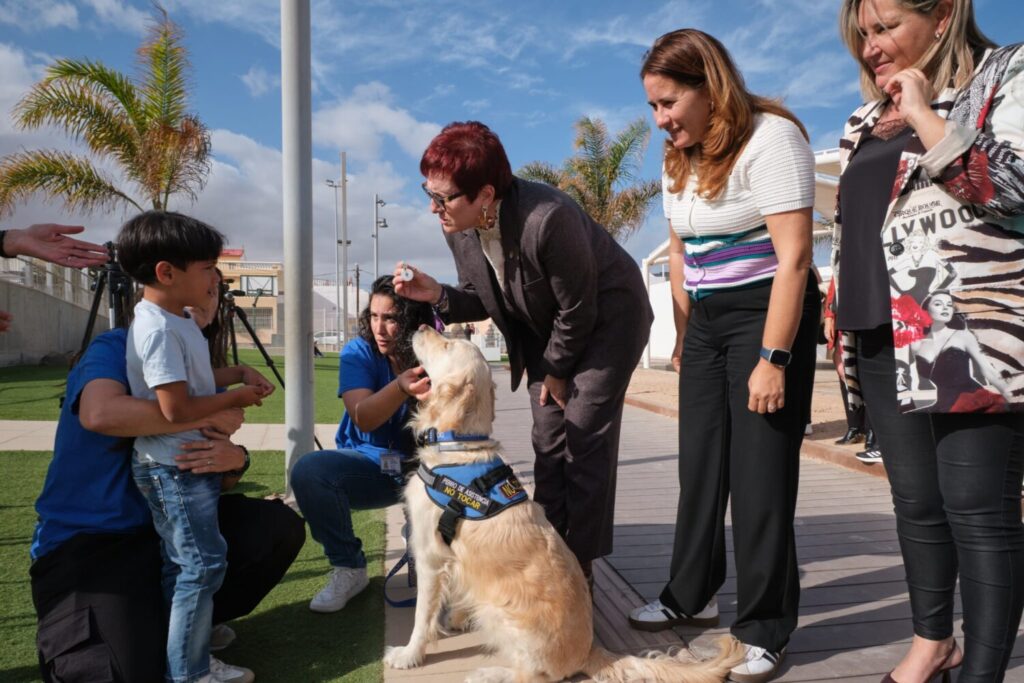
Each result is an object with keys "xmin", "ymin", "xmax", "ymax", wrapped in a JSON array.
[
  {"xmin": 417, "ymin": 458, "xmax": 528, "ymax": 545},
  {"xmin": 420, "ymin": 428, "xmax": 498, "ymax": 452}
]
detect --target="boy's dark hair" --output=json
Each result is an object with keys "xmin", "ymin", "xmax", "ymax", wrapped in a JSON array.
[{"xmin": 115, "ymin": 210, "xmax": 224, "ymax": 285}]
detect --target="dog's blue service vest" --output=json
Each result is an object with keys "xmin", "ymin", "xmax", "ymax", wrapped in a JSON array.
[{"xmin": 416, "ymin": 431, "xmax": 528, "ymax": 545}]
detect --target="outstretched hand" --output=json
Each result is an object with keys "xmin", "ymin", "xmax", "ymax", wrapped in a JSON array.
[
  {"xmin": 5, "ymin": 224, "xmax": 109, "ymax": 268},
  {"xmin": 392, "ymin": 262, "xmax": 443, "ymax": 304}
]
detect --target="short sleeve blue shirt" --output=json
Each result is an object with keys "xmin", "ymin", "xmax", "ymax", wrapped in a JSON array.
[
  {"xmin": 31, "ymin": 329, "xmax": 151, "ymax": 560},
  {"xmin": 335, "ymin": 337, "xmax": 411, "ymax": 464}
]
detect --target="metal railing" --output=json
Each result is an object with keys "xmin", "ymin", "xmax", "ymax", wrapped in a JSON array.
[{"xmin": 0, "ymin": 255, "xmax": 99, "ymax": 310}]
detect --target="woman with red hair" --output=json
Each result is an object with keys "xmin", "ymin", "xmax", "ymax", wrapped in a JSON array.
[{"xmin": 395, "ymin": 121, "xmax": 653, "ymax": 585}]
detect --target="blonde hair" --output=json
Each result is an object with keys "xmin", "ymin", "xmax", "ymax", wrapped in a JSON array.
[
  {"xmin": 640, "ymin": 29, "xmax": 808, "ymax": 200},
  {"xmin": 839, "ymin": 0, "xmax": 995, "ymax": 101}
]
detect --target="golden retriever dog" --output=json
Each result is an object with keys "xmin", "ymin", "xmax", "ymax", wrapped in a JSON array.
[{"xmin": 383, "ymin": 327, "xmax": 743, "ymax": 683}]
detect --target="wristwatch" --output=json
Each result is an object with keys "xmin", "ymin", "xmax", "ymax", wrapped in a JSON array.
[
  {"xmin": 227, "ymin": 446, "xmax": 250, "ymax": 477},
  {"xmin": 759, "ymin": 347, "xmax": 792, "ymax": 368}
]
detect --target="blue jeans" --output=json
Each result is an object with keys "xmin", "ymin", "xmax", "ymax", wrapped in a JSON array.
[
  {"xmin": 291, "ymin": 449, "xmax": 402, "ymax": 568},
  {"xmin": 131, "ymin": 456, "xmax": 227, "ymax": 683}
]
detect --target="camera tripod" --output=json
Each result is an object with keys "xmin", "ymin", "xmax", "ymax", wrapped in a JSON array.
[
  {"xmin": 78, "ymin": 242, "xmax": 133, "ymax": 360},
  {"xmin": 224, "ymin": 288, "xmax": 323, "ymax": 451}
]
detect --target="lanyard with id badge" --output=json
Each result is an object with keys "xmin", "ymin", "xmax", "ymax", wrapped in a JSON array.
[{"xmin": 380, "ymin": 450, "xmax": 403, "ymax": 479}]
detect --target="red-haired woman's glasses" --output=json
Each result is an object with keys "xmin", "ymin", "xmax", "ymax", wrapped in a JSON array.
[{"xmin": 421, "ymin": 182, "xmax": 465, "ymax": 210}]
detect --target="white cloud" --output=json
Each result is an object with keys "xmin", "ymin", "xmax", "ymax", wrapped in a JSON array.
[
  {"xmin": 0, "ymin": 40, "xmax": 460, "ymax": 286},
  {"xmin": 312, "ymin": 81, "xmax": 441, "ymax": 163},
  {"xmin": 241, "ymin": 65, "xmax": 280, "ymax": 97},
  {"xmin": 779, "ymin": 53, "xmax": 862, "ymax": 108},
  {"xmin": 82, "ymin": 0, "xmax": 149, "ymax": 34},
  {"xmin": 568, "ymin": 1, "xmax": 708, "ymax": 54},
  {"xmin": 0, "ymin": 1, "xmax": 78, "ymax": 31},
  {"xmin": 461, "ymin": 98, "xmax": 489, "ymax": 114},
  {"xmin": 199, "ymin": 130, "xmax": 458, "ymax": 284}
]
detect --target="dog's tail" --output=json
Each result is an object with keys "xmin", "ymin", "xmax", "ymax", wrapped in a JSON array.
[{"xmin": 582, "ymin": 636, "xmax": 745, "ymax": 683}]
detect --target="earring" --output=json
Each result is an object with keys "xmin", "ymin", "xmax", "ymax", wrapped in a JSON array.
[
  {"xmin": 935, "ymin": 30, "xmax": 942, "ymax": 39},
  {"xmin": 478, "ymin": 205, "xmax": 495, "ymax": 230}
]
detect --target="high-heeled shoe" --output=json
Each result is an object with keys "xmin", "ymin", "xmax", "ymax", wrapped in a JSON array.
[
  {"xmin": 879, "ymin": 669, "xmax": 950, "ymax": 683},
  {"xmin": 835, "ymin": 427, "xmax": 865, "ymax": 445},
  {"xmin": 879, "ymin": 644, "xmax": 961, "ymax": 683}
]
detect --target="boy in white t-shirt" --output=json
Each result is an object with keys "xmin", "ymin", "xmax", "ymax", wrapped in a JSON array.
[{"xmin": 116, "ymin": 211, "xmax": 273, "ymax": 683}]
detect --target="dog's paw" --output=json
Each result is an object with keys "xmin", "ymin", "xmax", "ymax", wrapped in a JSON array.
[
  {"xmin": 464, "ymin": 667, "xmax": 516, "ymax": 683},
  {"xmin": 383, "ymin": 645, "xmax": 424, "ymax": 670}
]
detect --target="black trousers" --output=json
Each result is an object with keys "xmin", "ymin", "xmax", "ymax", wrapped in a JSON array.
[
  {"xmin": 660, "ymin": 275, "xmax": 819, "ymax": 652},
  {"xmin": 856, "ymin": 326, "xmax": 1024, "ymax": 682},
  {"xmin": 31, "ymin": 495, "xmax": 305, "ymax": 683},
  {"xmin": 526, "ymin": 304, "xmax": 650, "ymax": 567}
]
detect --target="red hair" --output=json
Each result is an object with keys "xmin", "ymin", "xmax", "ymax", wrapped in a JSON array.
[{"xmin": 420, "ymin": 121, "xmax": 514, "ymax": 201}]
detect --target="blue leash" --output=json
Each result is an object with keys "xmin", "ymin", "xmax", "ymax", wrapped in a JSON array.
[{"xmin": 384, "ymin": 525, "xmax": 417, "ymax": 608}]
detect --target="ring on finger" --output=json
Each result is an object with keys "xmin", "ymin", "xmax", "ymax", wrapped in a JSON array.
[{"xmin": 767, "ymin": 403, "xmax": 778, "ymax": 412}]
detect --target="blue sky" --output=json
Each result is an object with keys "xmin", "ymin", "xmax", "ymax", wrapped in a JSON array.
[{"xmin": 1, "ymin": 0, "xmax": 1021, "ymax": 284}]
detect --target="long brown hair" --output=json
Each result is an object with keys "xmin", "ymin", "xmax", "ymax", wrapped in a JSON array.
[
  {"xmin": 640, "ymin": 29, "xmax": 808, "ymax": 200},
  {"xmin": 840, "ymin": 0, "xmax": 995, "ymax": 101}
]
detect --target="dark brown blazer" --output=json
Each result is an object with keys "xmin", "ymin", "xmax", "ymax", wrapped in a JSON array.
[{"xmin": 441, "ymin": 177, "xmax": 653, "ymax": 391}]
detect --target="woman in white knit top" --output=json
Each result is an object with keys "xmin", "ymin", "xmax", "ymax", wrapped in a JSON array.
[{"xmin": 628, "ymin": 29, "xmax": 819, "ymax": 683}]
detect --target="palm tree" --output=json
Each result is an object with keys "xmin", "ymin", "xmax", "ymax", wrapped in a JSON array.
[
  {"xmin": 0, "ymin": 6, "xmax": 210, "ymax": 217},
  {"xmin": 519, "ymin": 117, "xmax": 660, "ymax": 241}
]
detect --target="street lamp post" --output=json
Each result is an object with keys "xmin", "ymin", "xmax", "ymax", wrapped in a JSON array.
[
  {"xmin": 373, "ymin": 194, "xmax": 387, "ymax": 279},
  {"xmin": 326, "ymin": 153, "xmax": 349, "ymax": 346},
  {"xmin": 326, "ymin": 178, "xmax": 342, "ymax": 344}
]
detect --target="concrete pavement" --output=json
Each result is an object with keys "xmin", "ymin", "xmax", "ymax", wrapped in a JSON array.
[{"xmin": 1, "ymin": 365, "xmax": 877, "ymax": 483}]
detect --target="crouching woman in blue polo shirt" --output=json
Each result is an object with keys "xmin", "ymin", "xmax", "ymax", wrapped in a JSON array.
[
  {"xmin": 292, "ymin": 275, "xmax": 434, "ymax": 613},
  {"xmin": 30, "ymin": 327, "xmax": 306, "ymax": 683}
]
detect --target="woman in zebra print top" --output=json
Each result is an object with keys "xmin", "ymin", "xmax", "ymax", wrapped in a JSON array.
[{"xmin": 832, "ymin": 0, "xmax": 1024, "ymax": 680}]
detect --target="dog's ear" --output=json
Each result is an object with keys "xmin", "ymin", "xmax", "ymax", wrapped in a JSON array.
[{"xmin": 453, "ymin": 381, "xmax": 477, "ymax": 418}]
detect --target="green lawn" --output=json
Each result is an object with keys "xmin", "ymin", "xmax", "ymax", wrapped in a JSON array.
[
  {"xmin": 0, "ymin": 349, "xmax": 346, "ymax": 424},
  {"xmin": 0, "ymin": 451, "xmax": 385, "ymax": 683}
]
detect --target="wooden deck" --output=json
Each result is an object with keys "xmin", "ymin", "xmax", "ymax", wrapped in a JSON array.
[{"xmin": 384, "ymin": 369, "xmax": 1024, "ymax": 682}]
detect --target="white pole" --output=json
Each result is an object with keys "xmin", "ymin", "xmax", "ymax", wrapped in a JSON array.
[
  {"xmin": 281, "ymin": 0, "xmax": 314, "ymax": 489},
  {"xmin": 332, "ymin": 179, "xmax": 341, "ymax": 340},
  {"xmin": 341, "ymin": 151, "xmax": 349, "ymax": 342}
]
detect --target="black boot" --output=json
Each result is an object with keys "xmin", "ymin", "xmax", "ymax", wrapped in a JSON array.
[
  {"xmin": 835, "ymin": 427, "xmax": 864, "ymax": 445},
  {"xmin": 865, "ymin": 429, "xmax": 877, "ymax": 450}
]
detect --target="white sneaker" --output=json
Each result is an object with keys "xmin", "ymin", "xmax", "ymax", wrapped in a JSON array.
[
  {"xmin": 855, "ymin": 448, "xmax": 883, "ymax": 464},
  {"xmin": 209, "ymin": 623, "xmax": 236, "ymax": 652},
  {"xmin": 729, "ymin": 645, "xmax": 785, "ymax": 683},
  {"xmin": 627, "ymin": 596, "xmax": 719, "ymax": 631},
  {"xmin": 197, "ymin": 656, "xmax": 254, "ymax": 683},
  {"xmin": 309, "ymin": 566, "xmax": 369, "ymax": 613}
]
